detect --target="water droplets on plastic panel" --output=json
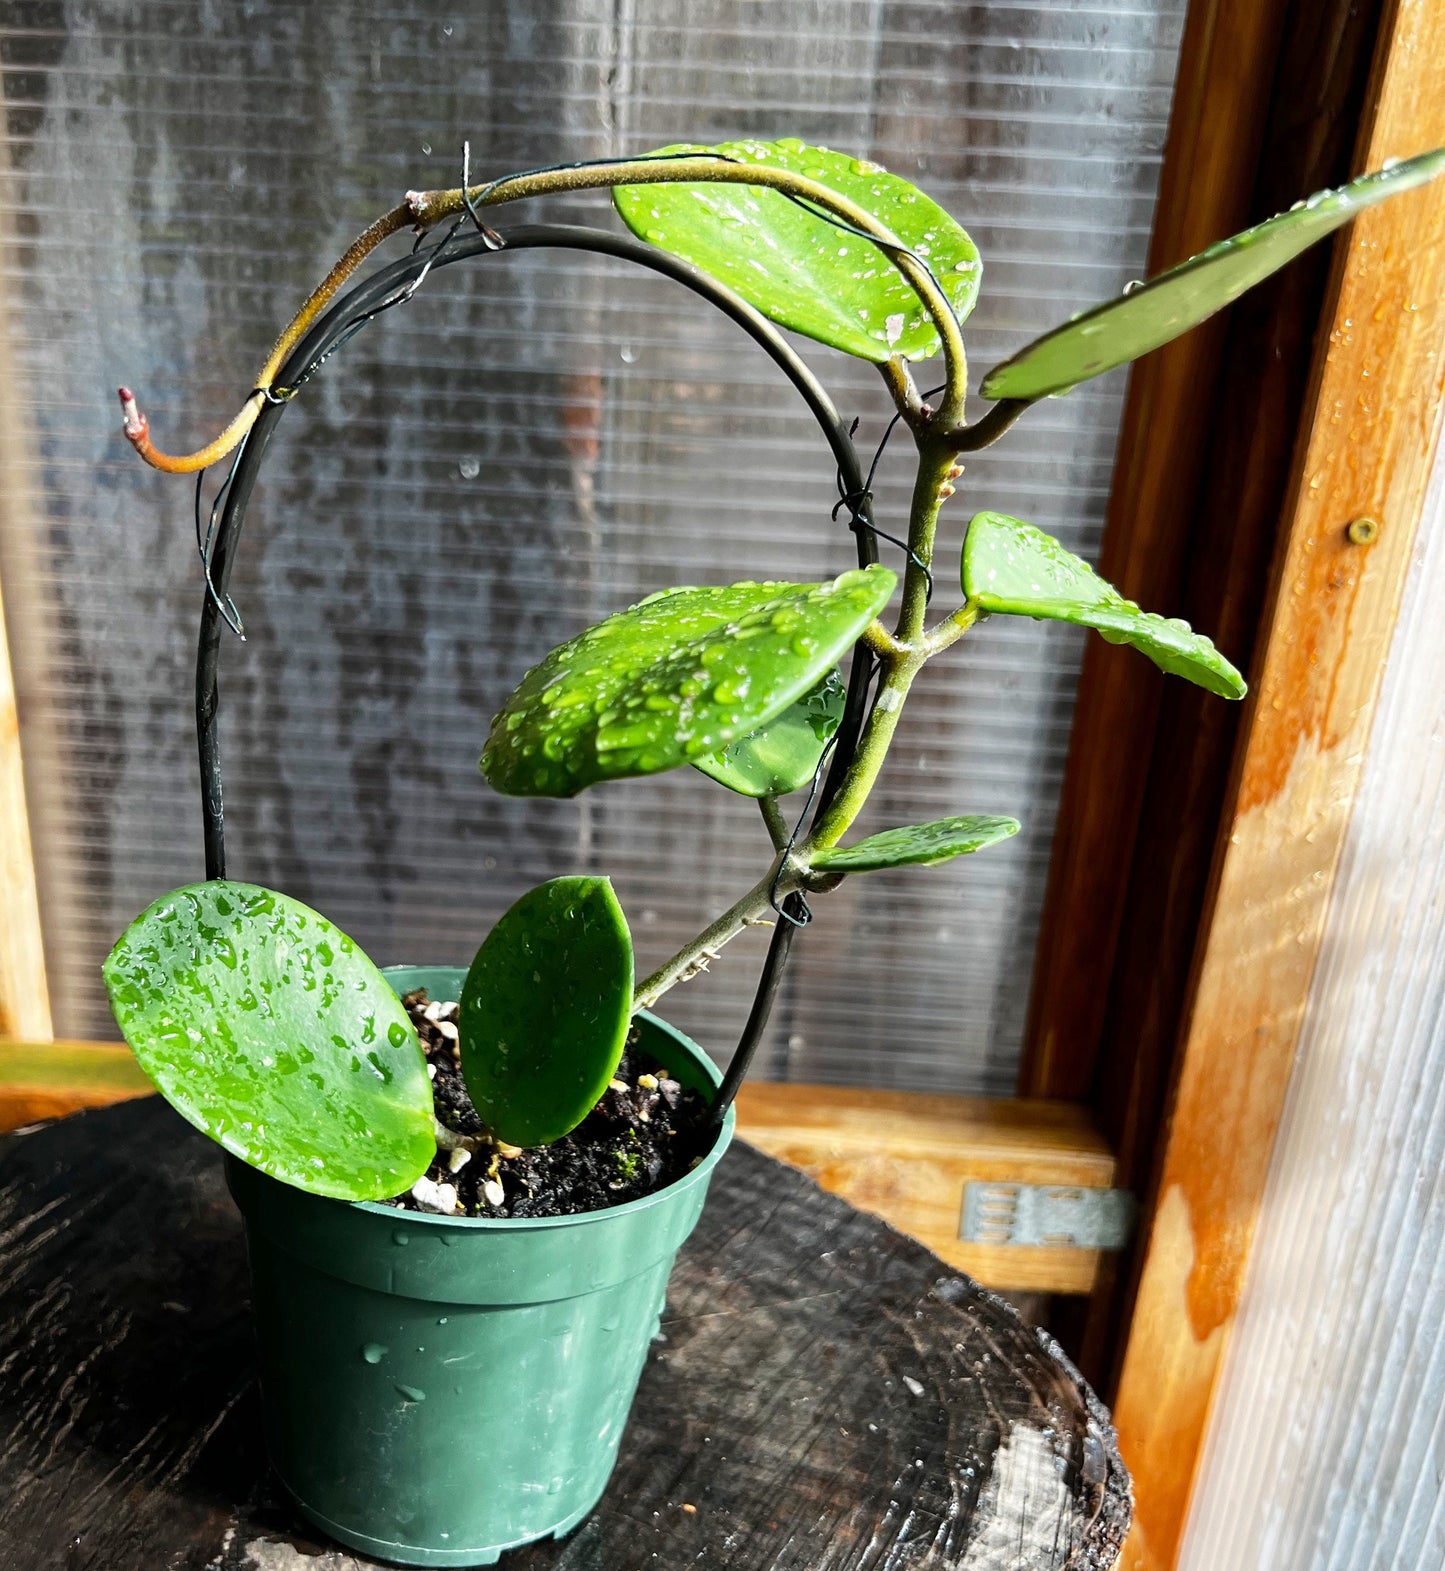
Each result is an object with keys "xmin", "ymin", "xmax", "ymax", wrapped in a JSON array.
[{"xmin": 0, "ymin": 0, "xmax": 1184, "ymax": 1092}]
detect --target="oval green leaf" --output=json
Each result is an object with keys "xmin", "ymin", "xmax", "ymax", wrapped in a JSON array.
[
  {"xmin": 981, "ymin": 147, "xmax": 1445, "ymax": 401},
  {"xmin": 458, "ymin": 877, "xmax": 634, "ymax": 1148},
  {"xmin": 614, "ymin": 138, "xmax": 980, "ymax": 362},
  {"xmin": 481, "ymin": 566, "xmax": 896, "ymax": 797},
  {"xmin": 692, "ymin": 668, "xmax": 845, "ymax": 797},
  {"xmin": 962, "ymin": 512, "xmax": 1246, "ymax": 698},
  {"xmin": 103, "ymin": 881, "xmax": 435, "ymax": 1202},
  {"xmin": 812, "ymin": 816, "xmax": 1021, "ymax": 873}
]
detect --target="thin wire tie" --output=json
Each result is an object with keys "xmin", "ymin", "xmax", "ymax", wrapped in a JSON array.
[
  {"xmin": 832, "ymin": 480, "xmax": 931, "ymax": 596},
  {"xmin": 766, "ymin": 643, "xmax": 882, "ymax": 924},
  {"xmin": 194, "ymin": 442, "xmax": 248, "ymax": 639},
  {"xmin": 832, "ymin": 409, "xmax": 938, "ymax": 601},
  {"xmin": 255, "ymin": 162, "xmax": 488, "ymax": 409},
  {"xmin": 767, "ymin": 746, "xmax": 830, "ymax": 926},
  {"xmin": 458, "ymin": 141, "xmax": 507, "ymax": 250}
]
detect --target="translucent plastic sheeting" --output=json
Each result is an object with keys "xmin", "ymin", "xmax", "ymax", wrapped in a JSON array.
[
  {"xmin": 1180, "ymin": 428, "xmax": 1445, "ymax": 1571},
  {"xmin": 0, "ymin": 0, "xmax": 1183, "ymax": 1090}
]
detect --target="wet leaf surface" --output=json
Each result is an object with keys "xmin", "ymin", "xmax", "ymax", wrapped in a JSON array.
[
  {"xmin": 813, "ymin": 815, "xmax": 1020, "ymax": 872},
  {"xmin": 615, "ymin": 138, "xmax": 980, "ymax": 361},
  {"xmin": 962, "ymin": 512, "xmax": 1246, "ymax": 699},
  {"xmin": 459, "ymin": 877, "xmax": 634, "ymax": 1148},
  {"xmin": 481, "ymin": 567, "xmax": 896, "ymax": 797},
  {"xmin": 692, "ymin": 668, "xmax": 845, "ymax": 797},
  {"xmin": 103, "ymin": 881, "xmax": 434, "ymax": 1201},
  {"xmin": 981, "ymin": 147, "xmax": 1445, "ymax": 400}
]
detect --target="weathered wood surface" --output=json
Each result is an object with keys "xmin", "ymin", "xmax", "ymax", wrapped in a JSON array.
[
  {"xmin": 0, "ymin": 1100, "xmax": 1128, "ymax": 1570},
  {"xmin": 737, "ymin": 1082, "xmax": 1116, "ymax": 1296}
]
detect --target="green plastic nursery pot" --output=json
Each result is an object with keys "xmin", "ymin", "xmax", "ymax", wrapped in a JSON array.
[{"xmin": 225, "ymin": 964, "xmax": 734, "ymax": 1568}]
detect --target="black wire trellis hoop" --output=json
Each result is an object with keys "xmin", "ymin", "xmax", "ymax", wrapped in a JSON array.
[{"xmin": 195, "ymin": 220, "xmax": 884, "ymax": 1122}]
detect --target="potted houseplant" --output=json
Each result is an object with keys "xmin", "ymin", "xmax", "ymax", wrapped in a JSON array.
[{"xmin": 106, "ymin": 139, "xmax": 1445, "ymax": 1566}]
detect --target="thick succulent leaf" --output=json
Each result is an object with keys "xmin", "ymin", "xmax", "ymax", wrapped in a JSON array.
[
  {"xmin": 692, "ymin": 669, "xmax": 845, "ymax": 797},
  {"xmin": 981, "ymin": 147, "xmax": 1445, "ymax": 400},
  {"xmin": 614, "ymin": 138, "xmax": 980, "ymax": 361},
  {"xmin": 481, "ymin": 566, "xmax": 896, "ymax": 797},
  {"xmin": 812, "ymin": 816, "xmax": 1020, "ymax": 872},
  {"xmin": 458, "ymin": 877, "xmax": 633, "ymax": 1148},
  {"xmin": 103, "ymin": 881, "xmax": 434, "ymax": 1202},
  {"xmin": 963, "ymin": 512, "xmax": 1246, "ymax": 698}
]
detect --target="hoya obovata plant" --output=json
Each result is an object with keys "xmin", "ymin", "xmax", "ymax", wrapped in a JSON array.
[{"xmin": 106, "ymin": 139, "xmax": 1445, "ymax": 1208}]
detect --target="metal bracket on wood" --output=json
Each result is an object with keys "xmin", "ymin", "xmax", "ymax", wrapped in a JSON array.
[{"xmin": 960, "ymin": 1182, "xmax": 1137, "ymax": 1251}]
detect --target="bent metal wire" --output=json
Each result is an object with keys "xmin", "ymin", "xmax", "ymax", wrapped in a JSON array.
[
  {"xmin": 193, "ymin": 141, "xmax": 954, "ymax": 648},
  {"xmin": 192, "ymin": 216, "xmax": 901, "ymax": 1120}
]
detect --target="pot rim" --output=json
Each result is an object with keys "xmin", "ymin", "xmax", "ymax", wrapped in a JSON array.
[{"xmin": 349, "ymin": 982, "xmax": 735, "ymax": 1235}]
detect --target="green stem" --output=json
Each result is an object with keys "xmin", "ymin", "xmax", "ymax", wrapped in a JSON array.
[
  {"xmin": 878, "ymin": 356, "xmax": 927, "ymax": 429},
  {"xmin": 941, "ymin": 397, "xmax": 1031, "ymax": 452},
  {"xmin": 759, "ymin": 796, "xmax": 790, "ymax": 852},
  {"xmin": 895, "ymin": 437, "xmax": 958, "ymax": 645},
  {"xmin": 798, "ymin": 596, "xmax": 980, "ymax": 854},
  {"xmin": 924, "ymin": 599, "xmax": 981, "ymax": 656},
  {"xmin": 804, "ymin": 654, "xmax": 923, "ymax": 850},
  {"xmin": 861, "ymin": 617, "xmax": 904, "ymax": 657},
  {"xmin": 786, "ymin": 424, "xmax": 962, "ymax": 854},
  {"xmin": 633, "ymin": 862, "xmax": 802, "ymax": 1013}
]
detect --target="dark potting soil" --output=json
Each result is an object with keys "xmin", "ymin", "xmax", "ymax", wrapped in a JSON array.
[{"xmin": 384, "ymin": 989, "xmax": 712, "ymax": 1220}]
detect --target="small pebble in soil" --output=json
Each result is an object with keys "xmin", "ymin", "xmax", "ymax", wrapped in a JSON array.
[
  {"xmin": 384, "ymin": 989, "xmax": 711, "ymax": 1219},
  {"xmin": 410, "ymin": 1175, "xmax": 460, "ymax": 1215}
]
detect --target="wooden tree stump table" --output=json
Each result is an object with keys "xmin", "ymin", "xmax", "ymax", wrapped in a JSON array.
[{"xmin": 0, "ymin": 1100, "xmax": 1129, "ymax": 1570}]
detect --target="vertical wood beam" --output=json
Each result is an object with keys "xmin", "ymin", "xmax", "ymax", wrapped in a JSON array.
[
  {"xmin": 1112, "ymin": 3, "xmax": 1445, "ymax": 1566},
  {"xmin": 1019, "ymin": 0, "xmax": 1294, "ymax": 1102},
  {"xmin": 1051, "ymin": 0, "xmax": 1387, "ymax": 1385},
  {"xmin": 0, "ymin": 113, "xmax": 52, "ymax": 1043},
  {"xmin": 0, "ymin": 566, "xmax": 50, "ymax": 1040},
  {"xmin": 0, "ymin": 70, "xmax": 51, "ymax": 1041}
]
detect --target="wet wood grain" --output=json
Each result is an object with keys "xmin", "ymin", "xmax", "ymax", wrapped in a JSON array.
[{"xmin": 0, "ymin": 1100, "xmax": 1128, "ymax": 1570}]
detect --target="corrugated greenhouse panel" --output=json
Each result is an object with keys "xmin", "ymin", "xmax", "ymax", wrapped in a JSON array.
[
  {"xmin": 0, "ymin": 0, "xmax": 1183, "ymax": 1091},
  {"xmin": 1180, "ymin": 414, "xmax": 1445, "ymax": 1571}
]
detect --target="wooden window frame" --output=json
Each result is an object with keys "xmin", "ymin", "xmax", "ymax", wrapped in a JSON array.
[
  {"xmin": 0, "ymin": 354, "xmax": 49, "ymax": 1045},
  {"xmin": 1023, "ymin": 0, "xmax": 1445, "ymax": 1564}
]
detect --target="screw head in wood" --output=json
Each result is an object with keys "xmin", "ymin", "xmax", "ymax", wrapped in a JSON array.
[{"xmin": 1346, "ymin": 516, "xmax": 1380, "ymax": 545}]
